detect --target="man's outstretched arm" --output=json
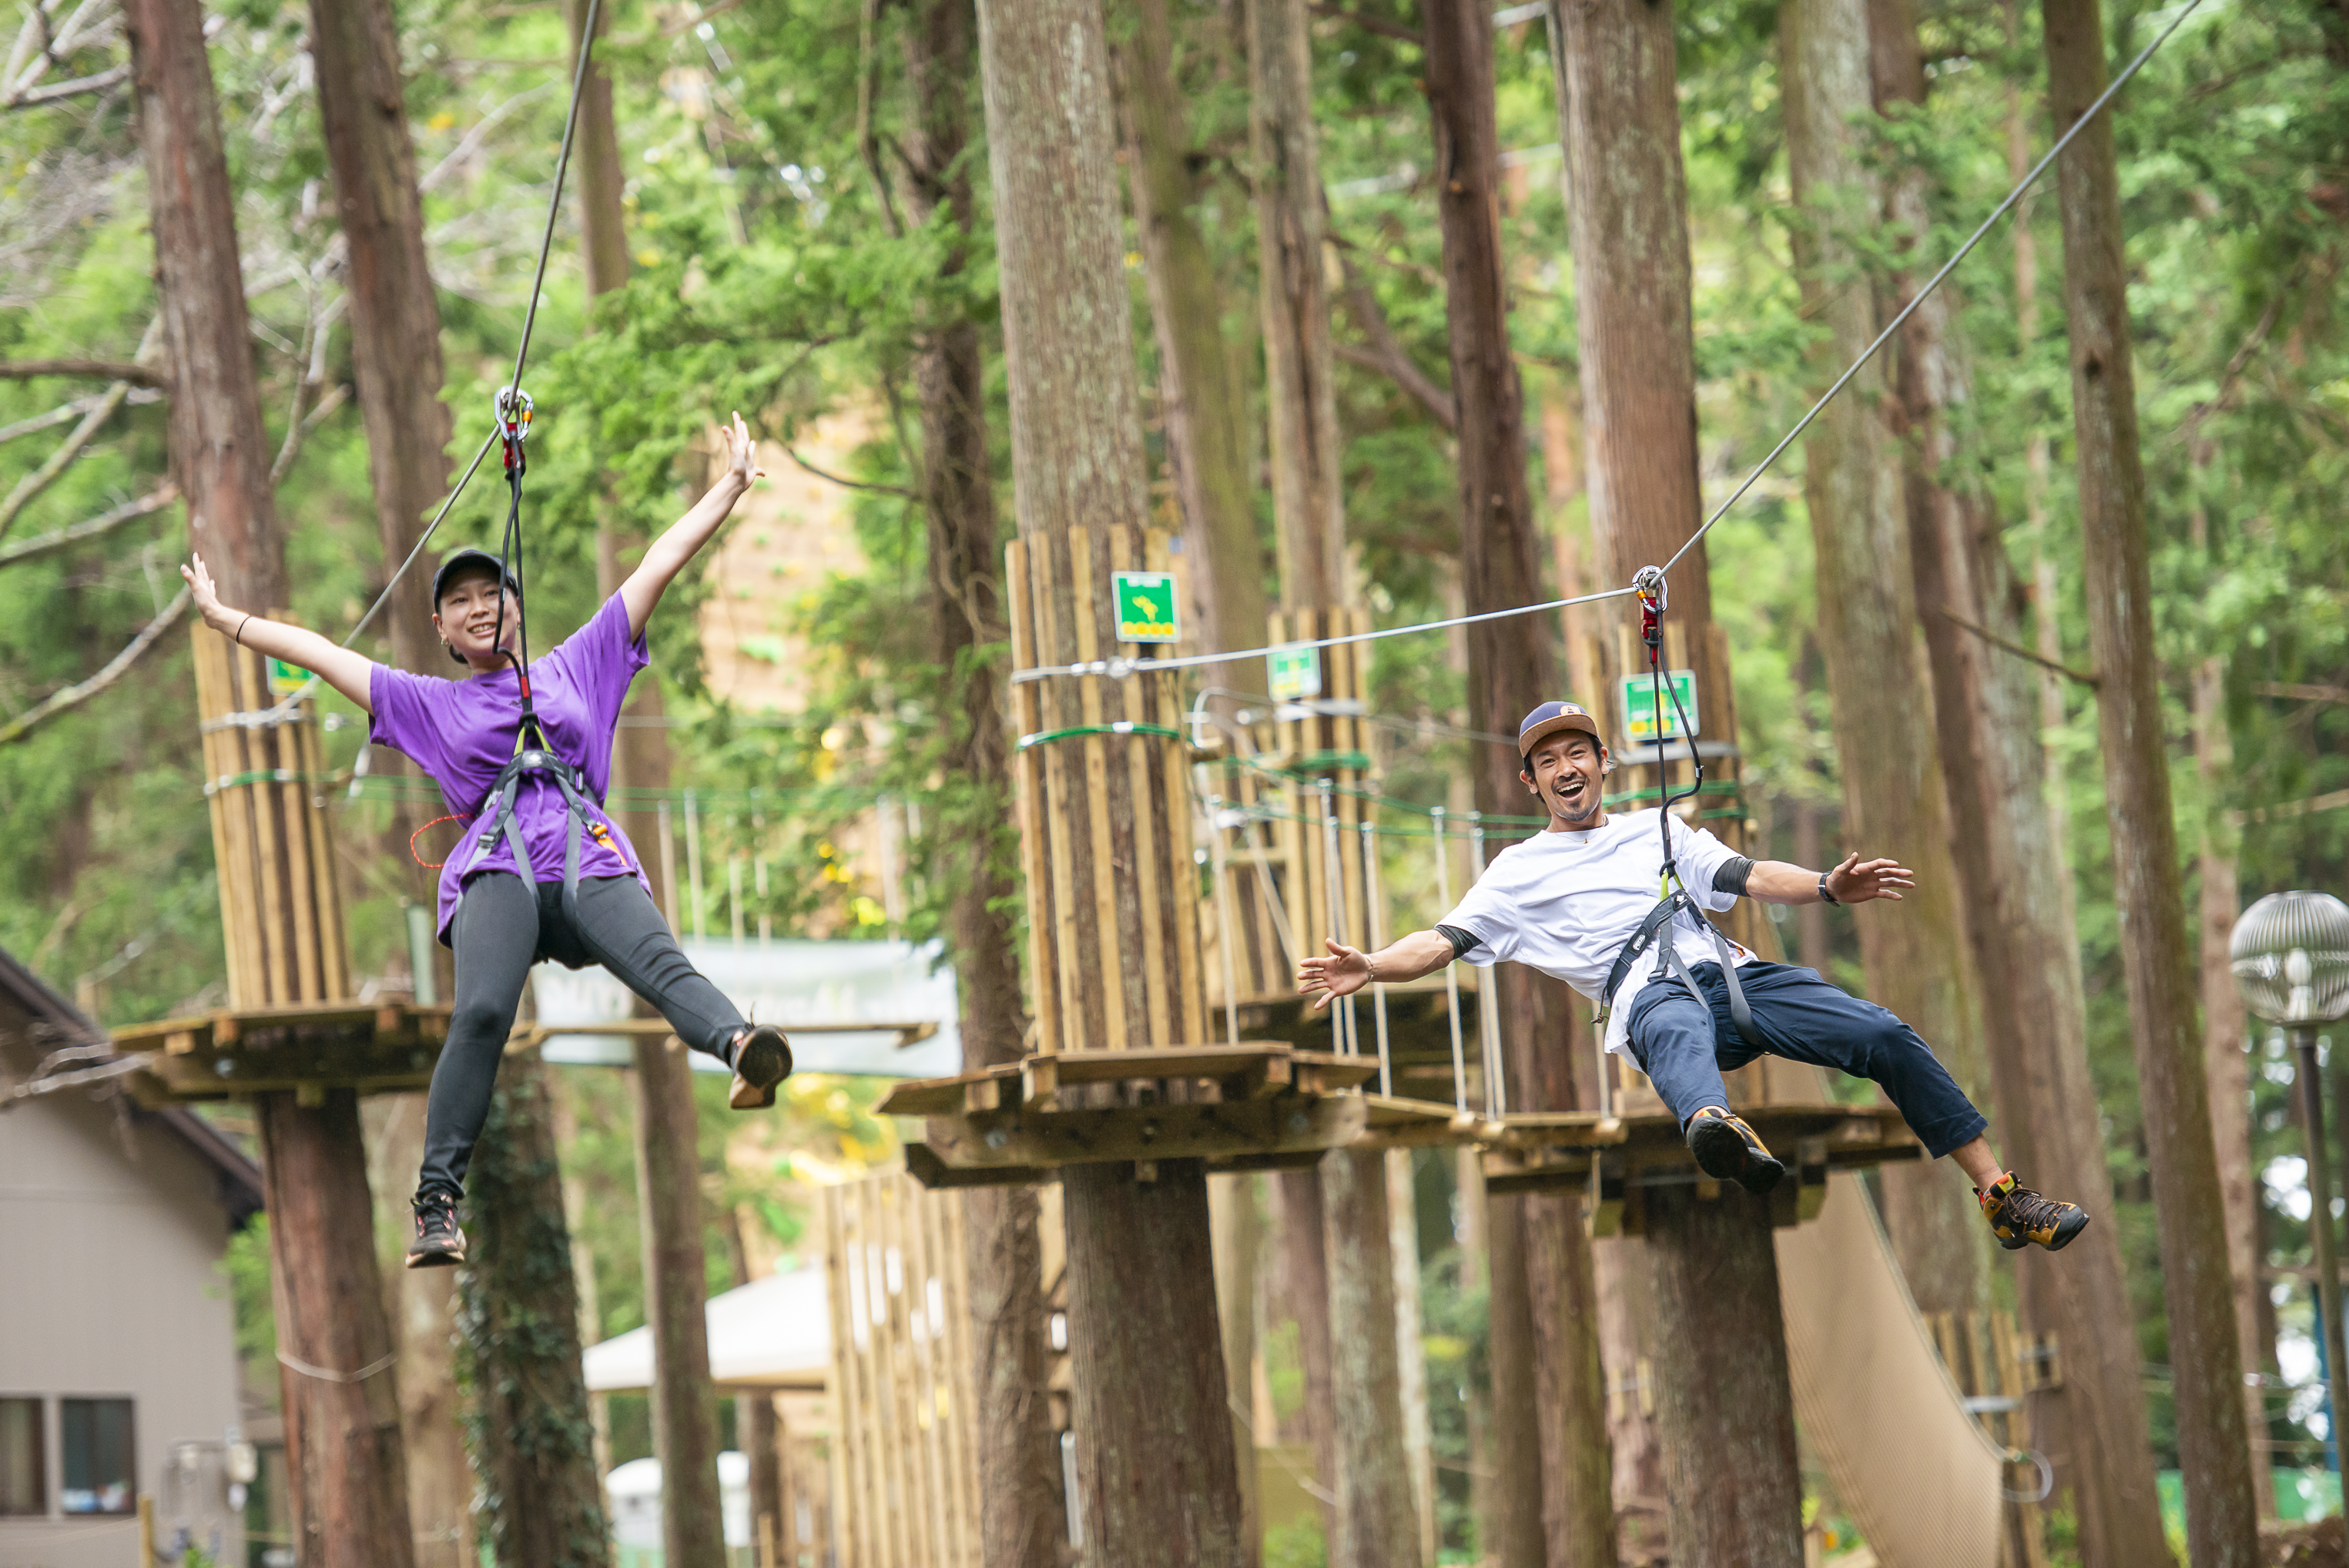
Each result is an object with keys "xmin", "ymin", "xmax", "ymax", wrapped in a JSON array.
[
  {"xmin": 1739, "ymin": 850, "xmax": 1914, "ymax": 906},
  {"xmin": 1296, "ymin": 930, "xmax": 1461, "ymax": 1010}
]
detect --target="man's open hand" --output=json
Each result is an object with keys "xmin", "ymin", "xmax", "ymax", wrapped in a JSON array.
[
  {"xmin": 1827, "ymin": 852, "xmax": 1915, "ymax": 904},
  {"xmin": 1296, "ymin": 939, "xmax": 1371, "ymax": 1010}
]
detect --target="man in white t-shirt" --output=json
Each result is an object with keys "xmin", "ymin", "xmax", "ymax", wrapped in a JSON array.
[{"xmin": 1298, "ymin": 700, "xmax": 2090, "ymax": 1253}]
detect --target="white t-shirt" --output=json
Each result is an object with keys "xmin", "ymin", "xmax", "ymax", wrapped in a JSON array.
[{"xmin": 1437, "ymin": 808, "xmax": 1753, "ymax": 1056}]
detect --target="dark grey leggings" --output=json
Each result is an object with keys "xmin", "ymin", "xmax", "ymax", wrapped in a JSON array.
[{"xmin": 416, "ymin": 873, "xmax": 746, "ymax": 1200}]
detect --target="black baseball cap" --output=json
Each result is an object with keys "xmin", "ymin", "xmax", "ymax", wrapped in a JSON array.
[
  {"xmin": 1518, "ymin": 701, "xmax": 1603, "ymax": 758},
  {"xmin": 431, "ymin": 548, "xmax": 521, "ymax": 609}
]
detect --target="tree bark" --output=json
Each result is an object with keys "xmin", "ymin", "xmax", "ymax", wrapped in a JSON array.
[
  {"xmin": 561, "ymin": 0, "xmax": 629, "ymax": 303},
  {"xmin": 976, "ymin": 3, "xmax": 1243, "ymax": 1562},
  {"xmin": 1645, "ymin": 1185, "xmax": 1803, "ymax": 1568},
  {"xmin": 1385, "ymin": 1151, "xmax": 1437, "ymax": 1566},
  {"xmin": 1276, "ymin": 1168, "xmax": 1338, "ymax": 1539},
  {"xmin": 1321, "ymin": 1149, "xmax": 1421, "ymax": 1568},
  {"xmin": 126, "ymin": 6, "xmax": 412, "ymax": 1561},
  {"xmin": 631, "ymin": 1037, "xmax": 725, "ymax": 1568},
  {"xmin": 720, "ymin": 1211, "xmax": 785, "ymax": 1557},
  {"xmin": 364, "ymin": 1097, "xmax": 473, "ymax": 1568},
  {"xmin": 1867, "ymin": 0, "xmax": 2173, "ymax": 1554},
  {"xmin": 2044, "ymin": 1, "xmax": 2259, "ymax": 1560},
  {"xmin": 1550, "ymin": 3, "xmax": 1801, "ymax": 1563},
  {"xmin": 260, "ymin": 1092, "xmax": 417, "ymax": 1568},
  {"xmin": 458, "ymin": 1053, "xmax": 612, "ymax": 1568},
  {"xmin": 902, "ymin": 5, "xmax": 1065, "ymax": 1563},
  {"xmin": 1121, "ymin": 0, "xmax": 1270, "ymax": 697},
  {"xmin": 1781, "ymin": 0, "xmax": 1986, "ymax": 1320},
  {"xmin": 2196, "ymin": 652, "xmax": 2270, "ymax": 1508},
  {"xmin": 1211, "ymin": 1173, "xmax": 1266, "ymax": 1567},
  {"xmin": 1248, "ymin": 0, "xmax": 1347, "ymax": 608},
  {"xmin": 125, "ymin": 0, "xmax": 281, "ymax": 613},
  {"xmin": 1426, "ymin": 4, "xmax": 1614, "ymax": 1562},
  {"xmin": 1480, "ymin": 1194, "xmax": 1547, "ymax": 1568}
]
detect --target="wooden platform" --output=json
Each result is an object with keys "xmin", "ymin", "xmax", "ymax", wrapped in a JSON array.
[
  {"xmin": 1480, "ymin": 1102, "xmax": 1922, "ymax": 1235},
  {"xmin": 111, "ymin": 1001, "xmax": 454, "ymax": 1104},
  {"xmin": 887, "ymin": 1044, "xmax": 1406, "ymax": 1187}
]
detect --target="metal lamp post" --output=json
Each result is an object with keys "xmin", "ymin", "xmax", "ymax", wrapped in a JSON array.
[{"xmin": 2231, "ymin": 890, "xmax": 2349, "ymax": 1464}]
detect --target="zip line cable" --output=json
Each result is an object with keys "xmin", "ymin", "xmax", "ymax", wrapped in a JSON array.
[
  {"xmin": 1009, "ymin": 0, "xmax": 2207, "ymax": 687},
  {"xmin": 1659, "ymin": 0, "xmax": 2208, "ymax": 581},
  {"xmin": 240, "ymin": 2, "xmax": 605, "ymax": 722}
]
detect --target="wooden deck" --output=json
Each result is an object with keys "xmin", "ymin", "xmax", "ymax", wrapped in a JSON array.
[{"xmin": 110, "ymin": 1000, "xmax": 454, "ymax": 1104}]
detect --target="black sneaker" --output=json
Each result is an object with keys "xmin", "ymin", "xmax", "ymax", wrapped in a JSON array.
[
  {"xmin": 1687, "ymin": 1107, "xmax": 1785, "ymax": 1196},
  {"xmin": 407, "ymin": 1191, "xmax": 465, "ymax": 1269},
  {"xmin": 726, "ymin": 1024, "xmax": 794, "ymax": 1111},
  {"xmin": 1979, "ymin": 1172, "xmax": 2090, "ymax": 1251}
]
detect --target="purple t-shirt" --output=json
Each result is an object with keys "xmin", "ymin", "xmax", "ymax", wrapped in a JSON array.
[{"xmin": 369, "ymin": 591, "xmax": 652, "ymax": 940}]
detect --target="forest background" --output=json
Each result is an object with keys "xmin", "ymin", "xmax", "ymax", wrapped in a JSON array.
[{"xmin": 2, "ymin": 0, "xmax": 2347, "ymax": 1557}]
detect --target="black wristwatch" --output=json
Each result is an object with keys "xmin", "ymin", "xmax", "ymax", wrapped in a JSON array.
[{"xmin": 1818, "ymin": 871, "xmax": 1840, "ymax": 906}]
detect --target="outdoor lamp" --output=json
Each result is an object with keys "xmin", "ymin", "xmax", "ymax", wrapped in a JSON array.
[{"xmin": 2232, "ymin": 890, "xmax": 2349, "ymax": 1462}]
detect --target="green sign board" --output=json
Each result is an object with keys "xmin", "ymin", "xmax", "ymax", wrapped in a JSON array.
[
  {"xmin": 1111, "ymin": 570, "xmax": 1180, "ymax": 644},
  {"xmin": 1267, "ymin": 643, "xmax": 1322, "ymax": 702},
  {"xmin": 1619, "ymin": 669, "xmax": 1700, "ymax": 743},
  {"xmin": 266, "ymin": 656, "xmax": 313, "ymax": 697}
]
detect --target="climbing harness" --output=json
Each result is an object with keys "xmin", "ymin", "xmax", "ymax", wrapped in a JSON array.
[{"xmin": 1596, "ymin": 567, "xmax": 1756, "ymax": 1047}]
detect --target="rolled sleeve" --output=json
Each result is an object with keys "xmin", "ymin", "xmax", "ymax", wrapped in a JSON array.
[
  {"xmin": 1670, "ymin": 820, "xmax": 1742, "ymax": 914},
  {"xmin": 1437, "ymin": 880, "xmax": 1520, "ymax": 967}
]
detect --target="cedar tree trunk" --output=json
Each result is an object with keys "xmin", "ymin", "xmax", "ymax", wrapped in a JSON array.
[
  {"xmin": 905, "ymin": 3, "xmax": 1064, "ymax": 1563},
  {"xmin": 631, "ymin": 1037, "xmax": 725, "ymax": 1568},
  {"xmin": 975, "ymin": 2, "xmax": 1245, "ymax": 1562},
  {"xmin": 2045, "ymin": 0, "xmax": 2258, "ymax": 1560}
]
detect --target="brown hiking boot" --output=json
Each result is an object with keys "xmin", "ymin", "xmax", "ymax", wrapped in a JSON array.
[
  {"xmin": 1686, "ymin": 1107, "xmax": 1785, "ymax": 1196},
  {"xmin": 725, "ymin": 1024, "xmax": 794, "ymax": 1111},
  {"xmin": 1979, "ymin": 1172, "xmax": 2090, "ymax": 1251}
]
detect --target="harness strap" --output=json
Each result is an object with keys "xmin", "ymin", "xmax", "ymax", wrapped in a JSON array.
[
  {"xmin": 1600, "ymin": 889, "xmax": 1757, "ymax": 1047},
  {"xmin": 458, "ymin": 742, "xmax": 627, "ymax": 928}
]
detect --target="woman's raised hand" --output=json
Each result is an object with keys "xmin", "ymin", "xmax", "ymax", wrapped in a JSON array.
[
  {"xmin": 180, "ymin": 552, "xmax": 233, "ymax": 632},
  {"xmin": 721, "ymin": 410, "xmax": 765, "ymax": 491}
]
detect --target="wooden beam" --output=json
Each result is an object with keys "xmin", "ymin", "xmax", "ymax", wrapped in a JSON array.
[{"xmin": 923, "ymin": 1093, "xmax": 1369, "ymax": 1173}]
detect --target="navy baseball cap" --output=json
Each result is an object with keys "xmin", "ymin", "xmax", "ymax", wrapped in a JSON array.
[
  {"xmin": 431, "ymin": 548, "xmax": 521, "ymax": 609},
  {"xmin": 1518, "ymin": 701, "xmax": 1603, "ymax": 758}
]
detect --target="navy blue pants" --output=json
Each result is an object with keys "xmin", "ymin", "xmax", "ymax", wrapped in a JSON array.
[{"xmin": 1624, "ymin": 960, "xmax": 1989, "ymax": 1160}]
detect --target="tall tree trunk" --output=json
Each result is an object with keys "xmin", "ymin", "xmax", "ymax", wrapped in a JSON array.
[
  {"xmin": 1426, "ymin": 5, "xmax": 1613, "ymax": 1563},
  {"xmin": 364, "ymin": 1099, "xmax": 473, "ymax": 1568},
  {"xmin": 126, "ymin": 5, "xmax": 411, "ymax": 1562},
  {"xmin": 2043, "ymin": 1, "xmax": 2258, "ymax": 1560},
  {"xmin": 1277, "ymin": 1170, "xmax": 1339, "ymax": 1541},
  {"xmin": 1645, "ymin": 1187, "xmax": 1802, "ymax": 1567},
  {"xmin": 458, "ymin": 1053, "xmax": 612, "ymax": 1568},
  {"xmin": 903, "ymin": 5, "xmax": 1064, "ymax": 1563},
  {"xmin": 307, "ymin": 4, "xmax": 477, "ymax": 1552},
  {"xmin": 1550, "ymin": 1, "xmax": 1804, "ymax": 1563},
  {"xmin": 1781, "ymin": 0, "xmax": 1986, "ymax": 1318},
  {"xmin": 1212, "ymin": 1173, "xmax": 1266, "ymax": 1567},
  {"xmin": 976, "ymin": 3, "xmax": 1245, "ymax": 1563},
  {"xmin": 556, "ymin": 10, "xmax": 719, "ymax": 1559},
  {"xmin": 1385, "ymin": 1151, "xmax": 1437, "ymax": 1567},
  {"xmin": 1248, "ymin": 0, "xmax": 1346, "ymax": 607},
  {"xmin": 721, "ymin": 1211, "xmax": 786, "ymax": 1557},
  {"xmin": 1322, "ymin": 1149, "xmax": 1420, "ymax": 1568},
  {"xmin": 631, "ymin": 1037, "xmax": 725, "ymax": 1568},
  {"xmin": 1121, "ymin": 0, "xmax": 1270, "ymax": 698},
  {"xmin": 2195, "ymin": 651, "xmax": 2270, "ymax": 1508},
  {"xmin": 1871, "ymin": 0, "xmax": 2171, "ymax": 1553}
]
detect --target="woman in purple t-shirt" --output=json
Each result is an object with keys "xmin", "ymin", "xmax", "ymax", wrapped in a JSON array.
[{"xmin": 181, "ymin": 413, "xmax": 792, "ymax": 1268}]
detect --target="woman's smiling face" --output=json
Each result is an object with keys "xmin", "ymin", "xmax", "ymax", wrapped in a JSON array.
[{"xmin": 432, "ymin": 569, "xmax": 522, "ymax": 666}]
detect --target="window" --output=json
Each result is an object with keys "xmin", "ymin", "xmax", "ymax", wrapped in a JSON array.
[
  {"xmin": 0, "ymin": 1398, "xmax": 41, "ymax": 1516},
  {"xmin": 59, "ymin": 1399, "xmax": 132, "ymax": 1516}
]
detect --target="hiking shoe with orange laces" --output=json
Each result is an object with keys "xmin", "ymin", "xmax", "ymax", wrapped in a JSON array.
[
  {"xmin": 407, "ymin": 1191, "xmax": 466, "ymax": 1269},
  {"xmin": 725, "ymin": 1024, "xmax": 794, "ymax": 1111},
  {"xmin": 1686, "ymin": 1107, "xmax": 1785, "ymax": 1196},
  {"xmin": 1979, "ymin": 1172, "xmax": 2089, "ymax": 1251}
]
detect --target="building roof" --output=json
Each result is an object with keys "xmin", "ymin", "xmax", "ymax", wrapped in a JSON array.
[{"xmin": 0, "ymin": 943, "xmax": 265, "ymax": 1224}]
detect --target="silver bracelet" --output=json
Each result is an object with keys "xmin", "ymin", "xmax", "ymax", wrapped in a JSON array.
[{"xmin": 1818, "ymin": 871, "xmax": 1840, "ymax": 906}]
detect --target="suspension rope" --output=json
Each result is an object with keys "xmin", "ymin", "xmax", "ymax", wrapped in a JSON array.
[
  {"xmin": 1007, "ymin": 0, "xmax": 2207, "ymax": 688},
  {"xmin": 241, "ymin": 0, "xmax": 605, "ymax": 722}
]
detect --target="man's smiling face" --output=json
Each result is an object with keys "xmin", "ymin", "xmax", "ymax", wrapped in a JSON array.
[{"xmin": 1523, "ymin": 731, "xmax": 1607, "ymax": 828}]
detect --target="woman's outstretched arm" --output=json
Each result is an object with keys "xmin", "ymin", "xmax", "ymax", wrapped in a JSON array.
[
  {"xmin": 180, "ymin": 553, "xmax": 377, "ymax": 714},
  {"xmin": 620, "ymin": 410, "xmax": 766, "ymax": 641}
]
